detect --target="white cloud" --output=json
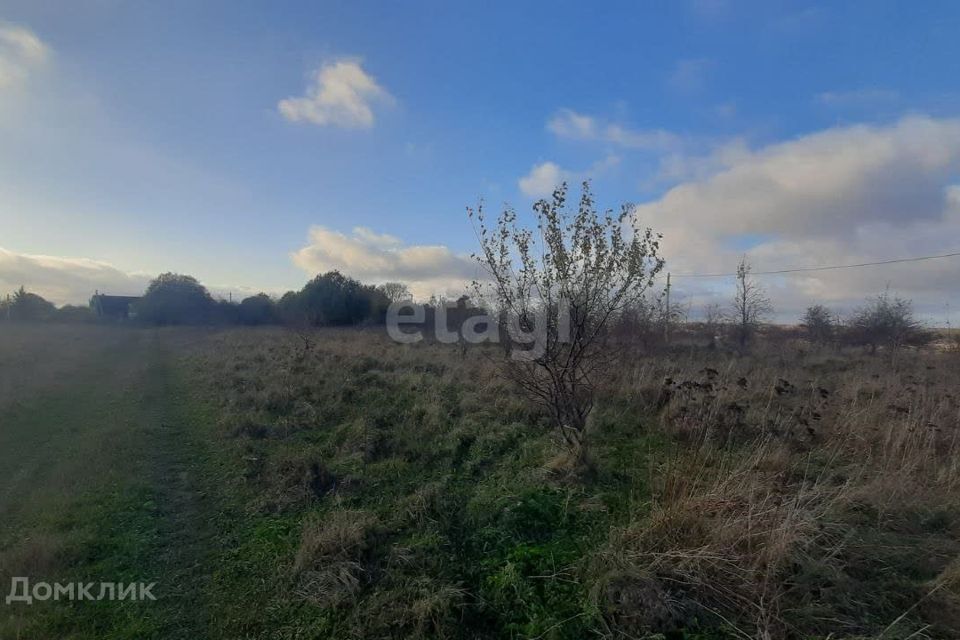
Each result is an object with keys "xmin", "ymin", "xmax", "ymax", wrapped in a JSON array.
[
  {"xmin": 278, "ymin": 59, "xmax": 393, "ymax": 128},
  {"xmin": 0, "ymin": 23, "xmax": 49, "ymax": 89},
  {"xmin": 519, "ymin": 162, "xmax": 566, "ymax": 198},
  {"xmin": 0, "ymin": 247, "xmax": 151, "ymax": 305},
  {"xmin": 547, "ymin": 108, "xmax": 681, "ymax": 151},
  {"xmin": 0, "ymin": 248, "xmax": 267, "ymax": 306},
  {"xmin": 518, "ymin": 156, "xmax": 620, "ymax": 198},
  {"xmin": 546, "ymin": 108, "xmax": 745, "ymax": 189},
  {"xmin": 651, "ymin": 137, "xmax": 750, "ymax": 185},
  {"xmin": 291, "ymin": 226, "xmax": 480, "ymax": 300},
  {"xmin": 638, "ymin": 116, "xmax": 960, "ymax": 237},
  {"xmin": 633, "ymin": 116, "xmax": 960, "ymax": 320},
  {"xmin": 547, "ymin": 109, "xmax": 598, "ymax": 139}
]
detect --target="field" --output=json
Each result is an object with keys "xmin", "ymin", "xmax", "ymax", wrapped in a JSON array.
[{"xmin": 2, "ymin": 325, "xmax": 960, "ymax": 639}]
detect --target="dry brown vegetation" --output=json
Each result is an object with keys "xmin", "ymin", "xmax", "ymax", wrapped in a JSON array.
[
  {"xmin": 592, "ymin": 342, "xmax": 960, "ymax": 638},
  {"xmin": 187, "ymin": 327, "xmax": 960, "ymax": 639},
  {"xmin": 4, "ymin": 325, "xmax": 960, "ymax": 639}
]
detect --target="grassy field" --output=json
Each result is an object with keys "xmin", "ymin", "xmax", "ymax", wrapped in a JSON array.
[{"xmin": 1, "ymin": 325, "xmax": 959, "ymax": 638}]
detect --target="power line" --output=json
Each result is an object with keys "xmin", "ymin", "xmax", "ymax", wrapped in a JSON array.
[{"xmin": 669, "ymin": 250, "xmax": 960, "ymax": 279}]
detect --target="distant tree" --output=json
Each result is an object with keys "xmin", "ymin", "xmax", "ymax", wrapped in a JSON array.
[
  {"xmin": 276, "ymin": 290, "xmax": 316, "ymax": 356},
  {"xmin": 801, "ymin": 304, "xmax": 835, "ymax": 344},
  {"xmin": 656, "ymin": 291, "xmax": 687, "ymax": 341},
  {"xmin": 297, "ymin": 271, "xmax": 373, "ymax": 326},
  {"xmin": 378, "ymin": 282, "xmax": 412, "ymax": 303},
  {"xmin": 136, "ymin": 273, "xmax": 216, "ymax": 325},
  {"xmin": 3, "ymin": 287, "xmax": 56, "ymax": 322},
  {"xmin": 281, "ymin": 271, "xmax": 388, "ymax": 328},
  {"xmin": 277, "ymin": 291, "xmax": 303, "ymax": 324},
  {"xmin": 471, "ymin": 182, "xmax": 664, "ymax": 465},
  {"xmin": 698, "ymin": 302, "xmax": 726, "ymax": 348},
  {"xmin": 614, "ymin": 297, "xmax": 658, "ymax": 350},
  {"xmin": 731, "ymin": 256, "xmax": 772, "ymax": 347},
  {"xmin": 702, "ymin": 302, "xmax": 724, "ymax": 329},
  {"xmin": 238, "ymin": 293, "xmax": 279, "ymax": 325},
  {"xmin": 847, "ymin": 290, "xmax": 928, "ymax": 352}
]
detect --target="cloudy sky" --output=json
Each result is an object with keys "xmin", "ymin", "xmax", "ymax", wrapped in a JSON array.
[{"xmin": 1, "ymin": 1, "xmax": 959, "ymax": 322}]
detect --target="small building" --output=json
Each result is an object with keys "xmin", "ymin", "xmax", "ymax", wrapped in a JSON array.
[{"xmin": 90, "ymin": 293, "xmax": 141, "ymax": 320}]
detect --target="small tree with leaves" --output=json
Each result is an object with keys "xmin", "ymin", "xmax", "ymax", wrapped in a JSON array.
[
  {"xmin": 731, "ymin": 256, "xmax": 772, "ymax": 347},
  {"xmin": 801, "ymin": 304, "xmax": 835, "ymax": 345},
  {"xmin": 470, "ymin": 182, "xmax": 664, "ymax": 464}
]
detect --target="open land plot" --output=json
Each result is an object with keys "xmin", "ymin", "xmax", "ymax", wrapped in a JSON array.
[{"xmin": 1, "ymin": 325, "xmax": 959, "ymax": 638}]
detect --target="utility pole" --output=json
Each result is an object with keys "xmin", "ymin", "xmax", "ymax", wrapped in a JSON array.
[{"xmin": 664, "ymin": 272, "xmax": 671, "ymax": 344}]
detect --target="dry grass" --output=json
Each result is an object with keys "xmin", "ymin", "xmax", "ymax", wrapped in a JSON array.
[
  {"xmin": 293, "ymin": 509, "xmax": 380, "ymax": 607},
  {"xmin": 188, "ymin": 327, "xmax": 960, "ymax": 638},
  {"xmin": 591, "ymin": 343, "xmax": 960, "ymax": 637}
]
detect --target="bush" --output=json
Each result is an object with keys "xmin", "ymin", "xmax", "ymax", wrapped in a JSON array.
[
  {"xmin": 801, "ymin": 304, "xmax": 835, "ymax": 344},
  {"xmin": 846, "ymin": 291, "xmax": 929, "ymax": 351},
  {"xmin": 470, "ymin": 182, "xmax": 664, "ymax": 463}
]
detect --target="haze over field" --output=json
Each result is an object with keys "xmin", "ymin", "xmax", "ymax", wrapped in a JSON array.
[{"xmin": 2, "ymin": 1, "xmax": 959, "ymax": 321}]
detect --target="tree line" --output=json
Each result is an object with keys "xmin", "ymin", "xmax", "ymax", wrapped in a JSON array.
[
  {"xmin": 0, "ymin": 271, "xmax": 409, "ymax": 328},
  {"xmin": 616, "ymin": 256, "xmax": 931, "ymax": 353},
  {"xmin": 0, "ymin": 266, "xmax": 933, "ymax": 354}
]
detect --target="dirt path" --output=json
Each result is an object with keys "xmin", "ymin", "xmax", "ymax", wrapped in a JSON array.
[
  {"xmin": 0, "ymin": 329, "xmax": 220, "ymax": 639},
  {"xmin": 136, "ymin": 337, "xmax": 218, "ymax": 638}
]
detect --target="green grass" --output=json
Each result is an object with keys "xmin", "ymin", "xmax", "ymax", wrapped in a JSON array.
[
  {"xmin": 0, "ymin": 328, "xmax": 218, "ymax": 639},
  {"xmin": 2, "ymin": 325, "xmax": 959, "ymax": 638}
]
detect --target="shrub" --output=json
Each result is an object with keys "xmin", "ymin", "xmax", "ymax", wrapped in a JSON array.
[
  {"xmin": 846, "ymin": 290, "xmax": 929, "ymax": 351},
  {"xmin": 470, "ymin": 182, "xmax": 664, "ymax": 463},
  {"xmin": 801, "ymin": 304, "xmax": 835, "ymax": 344}
]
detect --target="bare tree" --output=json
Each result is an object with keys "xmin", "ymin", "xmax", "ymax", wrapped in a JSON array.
[
  {"xmin": 378, "ymin": 282, "xmax": 412, "ymax": 303},
  {"xmin": 470, "ymin": 182, "xmax": 664, "ymax": 464},
  {"xmin": 701, "ymin": 302, "xmax": 725, "ymax": 347},
  {"xmin": 731, "ymin": 256, "xmax": 772, "ymax": 347},
  {"xmin": 703, "ymin": 302, "xmax": 724, "ymax": 328}
]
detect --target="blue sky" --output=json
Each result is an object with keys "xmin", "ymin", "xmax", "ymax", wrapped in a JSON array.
[{"xmin": 2, "ymin": 1, "xmax": 959, "ymax": 320}]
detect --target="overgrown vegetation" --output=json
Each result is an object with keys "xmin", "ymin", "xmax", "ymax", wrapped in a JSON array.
[
  {"xmin": 188, "ymin": 327, "xmax": 960, "ymax": 638},
  {"xmin": 470, "ymin": 182, "xmax": 664, "ymax": 466},
  {"xmin": 3, "ymin": 325, "xmax": 960, "ymax": 637}
]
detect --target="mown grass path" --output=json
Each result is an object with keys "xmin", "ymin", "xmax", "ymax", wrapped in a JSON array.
[{"xmin": 0, "ymin": 328, "xmax": 218, "ymax": 639}]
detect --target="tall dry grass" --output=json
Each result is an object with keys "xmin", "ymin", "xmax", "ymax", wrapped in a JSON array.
[
  {"xmin": 191, "ymin": 326, "xmax": 960, "ymax": 638},
  {"xmin": 592, "ymin": 343, "xmax": 960, "ymax": 638}
]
